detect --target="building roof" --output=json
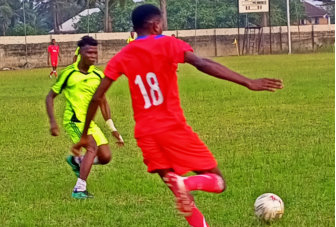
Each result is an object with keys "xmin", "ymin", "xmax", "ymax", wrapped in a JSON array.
[
  {"xmin": 49, "ymin": 8, "xmax": 100, "ymax": 33},
  {"xmin": 303, "ymin": 1, "xmax": 329, "ymax": 18}
]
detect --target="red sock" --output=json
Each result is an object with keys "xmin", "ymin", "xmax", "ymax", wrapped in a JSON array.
[
  {"xmin": 184, "ymin": 173, "xmax": 224, "ymax": 193},
  {"xmin": 185, "ymin": 205, "xmax": 209, "ymax": 227}
]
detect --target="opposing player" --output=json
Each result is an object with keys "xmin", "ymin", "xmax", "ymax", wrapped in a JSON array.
[
  {"xmin": 73, "ymin": 4, "xmax": 283, "ymax": 226},
  {"xmin": 47, "ymin": 39, "xmax": 60, "ymax": 78},
  {"xmin": 46, "ymin": 36, "xmax": 124, "ymax": 199}
]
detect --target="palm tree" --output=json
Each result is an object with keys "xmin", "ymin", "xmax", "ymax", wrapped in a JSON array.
[
  {"xmin": 0, "ymin": 2, "xmax": 13, "ymax": 35},
  {"xmin": 34, "ymin": 0, "xmax": 82, "ymax": 33},
  {"xmin": 77, "ymin": 0, "xmax": 125, "ymax": 32}
]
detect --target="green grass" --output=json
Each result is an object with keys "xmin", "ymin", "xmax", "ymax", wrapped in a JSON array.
[{"xmin": 0, "ymin": 53, "xmax": 334, "ymax": 226}]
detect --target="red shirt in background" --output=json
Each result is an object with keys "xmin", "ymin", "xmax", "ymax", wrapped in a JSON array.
[{"xmin": 48, "ymin": 45, "xmax": 59, "ymax": 66}]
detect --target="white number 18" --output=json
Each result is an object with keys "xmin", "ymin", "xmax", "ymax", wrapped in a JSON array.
[{"xmin": 134, "ymin": 72, "xmax": 164, "ymax": 109}]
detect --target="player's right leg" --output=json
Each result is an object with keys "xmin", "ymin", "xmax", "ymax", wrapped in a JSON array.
[
  {"xmin": 158, "ymin": 125, "xmax": 226, "ymax": 195},
  {"xmin": 157, "ymin": 126, "xmax": 226, "ymax": 226},
  {"xmin": 49, "ymin": 67, "xmax": 54, "ymax": 78},
  {"xmin": 96, "ymin": 144, "xmax": 111, "ymax": 164},
  {"xmin": 90, "ymin": 124, "xmax": 111, "ymax": 165}
]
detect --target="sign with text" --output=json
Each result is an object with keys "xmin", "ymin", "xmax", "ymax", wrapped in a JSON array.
[{"xmin": 238, "ymin": 0, "xmax": 269, "ymax": 13}]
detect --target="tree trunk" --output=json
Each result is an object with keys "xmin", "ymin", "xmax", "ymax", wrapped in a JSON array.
[
  {"xmin": 104, "ymin": 0, "xmax": 112, "ymax": 32},
  {"xmin": 2, "ymin": 24, "xmax": 6, "ymax": 36},
  {"xmin": 160, "ymin": 0, "xmax": 168, "ymax": 30},
  {"xmin": 53, "ymin": 1, "xmax": 60, "ymax": 33},
  {"xmin": 262, "ymin": 13, "xmax": 268, "ymax": 27}
]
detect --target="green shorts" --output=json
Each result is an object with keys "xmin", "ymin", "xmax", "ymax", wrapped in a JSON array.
[{"xmin": 64, "ymin": 121, "xmax": 108, "ymax": 146}]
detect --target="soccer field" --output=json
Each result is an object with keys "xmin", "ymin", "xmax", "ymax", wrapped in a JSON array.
[{"xmin": 0, "ymin": 53, "xmax": 334, "ymax": 226}]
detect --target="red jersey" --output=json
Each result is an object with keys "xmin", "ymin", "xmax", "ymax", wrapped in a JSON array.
[
  {"xmin": 105, "ymin": 35, "xmax": 193, "ymax": 138},
  {"xmin": 48, "ymin": 45, "xmax": 59, "ymax": 59}
]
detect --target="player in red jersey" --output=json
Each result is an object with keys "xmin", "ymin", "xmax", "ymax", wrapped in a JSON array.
[
  {"xmin": 73, "ymin": 4, "xmax": 283, "ymax": 226},
  {"xmin": 47, "ymin": 39, "xmax": 60, "ymax": 78}
]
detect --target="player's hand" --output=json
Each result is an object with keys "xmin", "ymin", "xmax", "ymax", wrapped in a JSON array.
[
  {"xmin": 247, "ymin": 78, "xmax": 283, "ymax": 92},
  {"xmin": 112, "ymin": 131, "xmax": 124, "ymax": 147},
  {"xmin": 50, "ymin": 123, "xmax": 60, "ymax": 136},
  {"xmin": 72, "ymin": 135, "xmax": 89, "ymax": 156}
]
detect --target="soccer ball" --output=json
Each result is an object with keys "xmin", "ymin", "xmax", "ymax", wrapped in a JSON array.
[{"xmin": 254, "ymin": 193, "xmax": 284, "ymax": 222}]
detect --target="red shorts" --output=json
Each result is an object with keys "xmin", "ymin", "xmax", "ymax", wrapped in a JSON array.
[
  {"xmin": 51, "ymin": 58, "xmax": 58, "ymax": 67},
  {"xmin": 136, "ymin": 125, "xmax": 217, "ymax": 175}
]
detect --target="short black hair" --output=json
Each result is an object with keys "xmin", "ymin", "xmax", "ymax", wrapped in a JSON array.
[
  {"xmin": 78, "ymin": 36, "xmax": 98, "ymax": 48},
  {"xmin": 131, "ymin": 4, "xmax": 161, "ymax": 30}
]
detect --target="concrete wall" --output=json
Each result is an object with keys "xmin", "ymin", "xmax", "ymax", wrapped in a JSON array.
[{"xmin": 0, "ymin": 24, "xmax": 334, "ymax": 69}]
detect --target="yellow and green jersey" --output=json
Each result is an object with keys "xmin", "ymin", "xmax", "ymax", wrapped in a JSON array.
[
  {"xmin": 74, "ymin": 47, "xmax": 81, "ymax": 63},
  {"xmin": 127, "ymin": 37, "xmax": 135, "ymax": 44},
  {"xmin": 51, "ymin": 62, "xmax": 104, "ymax": 124}
]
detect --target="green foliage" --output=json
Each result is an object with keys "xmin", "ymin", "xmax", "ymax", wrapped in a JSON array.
[
  {"xmin": 34, "ymin": 0, "xmax": 85, "ymax": 32},
  {"xmin": 166, "ymin": 0, "xmax": 239, "ymax": 30},
  {"xmin": 74, "ymin": 12, "xmax": 104, "ymax": 33},
  {"xmin": 270, "ymin": 0, "xmax": 305, "ymax": 26},
  {"xmin": 75, "ymin": 0, "xmax": 154, "ymax": 33},
  {"xmin": 109, "ymin": 0, "xmax": 135, "ymax": 32},
  {"xmin": 7, "ymin": 23, "xmax": 47, "ymax": 36},
  {"xmin": 0, "ymin": 0, "xmax": 21, "ymax": 35}
]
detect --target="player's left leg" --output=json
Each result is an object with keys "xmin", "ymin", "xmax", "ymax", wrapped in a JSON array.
[
  {"xmin": 185, "ymin": 167, "xmax": 226, "ymax": 193},
  {"xmin": 53, "ymin": 66, "xmax": 58, "ymax": 77},
  {"xmin": 72, "ymin": 134, "xmax": 97, "ymax": 199}
]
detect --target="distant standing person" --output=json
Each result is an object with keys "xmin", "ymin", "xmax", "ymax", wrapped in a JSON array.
[
  {"xmin": 47, "ymin": 39, "xmax": 60, "ymax": 78},
  {"xmin": 127, "ymin": 31, "xmax": 135, "ymax": 44}
]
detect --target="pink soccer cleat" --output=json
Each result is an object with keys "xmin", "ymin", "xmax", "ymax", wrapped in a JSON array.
[{"xmin": 164, "ymin": 172, "xmax": 194, "ymax": 217}]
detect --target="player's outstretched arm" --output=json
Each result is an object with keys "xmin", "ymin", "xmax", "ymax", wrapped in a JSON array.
[
  {"xmin": 46, "ymin": 90, "xmax": 60, "ymax": 136},
  {"xmin": 72, "ymin": 77, "xmax": 114, "ymax": 155},
  {"xmin": 184, "ymin": 51, "xmax": 283, "ymax": 92},
  {"xmin": 100, "ymin": 95, "xmax": 124, "ymax": 146}
]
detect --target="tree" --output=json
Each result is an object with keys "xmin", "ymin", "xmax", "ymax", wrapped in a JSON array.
[
  {"xmin": 75, "ymin": 0, "xmax": 137, "ymax": 32},
  {"xmin": 75, "ymin": 12, "xmax": 103, "ymax": 33},
  {"xmin": 159, "ymin": 0, "xmax": 167, "ymax": 30},
  {"xmin": 34, "ymin": 0, "xmax": 83, "ymax": 33},
  {"xmin": 0, "ymin": 1, "xmax": 13, "ymax": 35}
]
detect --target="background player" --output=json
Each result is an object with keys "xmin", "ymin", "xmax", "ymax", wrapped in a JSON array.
[
  {"xmin": 47, "ymin": 39, "xmax": 60, "ymax": 78},
  {"xmin": 46, "ymin": 36, "xmax": 124, "ymax": 199},
  {"xmin": 73, "ymin": 5, "xmax": 283, "ymax": 226},
  {"xmin": 126, "ymin": 31, "xmax": 135, "ymax": 44}
]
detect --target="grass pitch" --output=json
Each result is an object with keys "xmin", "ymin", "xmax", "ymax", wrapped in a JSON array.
[{"xmin": 0, "ymin": 53, "xmax": 334, "ymax": 226}]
